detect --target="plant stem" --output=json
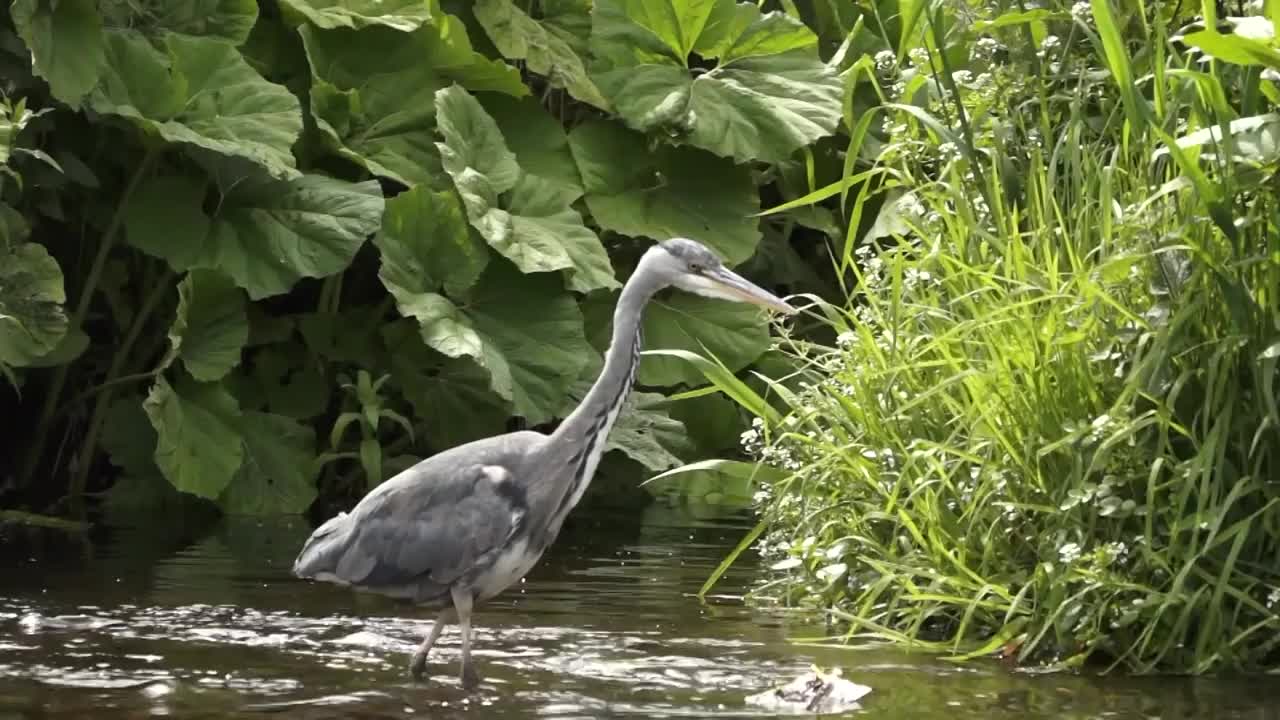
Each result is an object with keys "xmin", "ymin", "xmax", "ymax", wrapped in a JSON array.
[
  {"xmin": 19, "ymin": 149, "xmax": 159, "ymax": 491},
  {"xmin": 51, "ymin": 370, "xmax": 161, "ymax": 424},
  {"xmin": 68, "ymin": 269, "xmax": 174, "ymax": 510}
]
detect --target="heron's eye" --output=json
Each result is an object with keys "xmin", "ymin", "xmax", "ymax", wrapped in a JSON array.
[{"xmin": 689, "ymin": 262, "xmax": 704, "ymax": 273}]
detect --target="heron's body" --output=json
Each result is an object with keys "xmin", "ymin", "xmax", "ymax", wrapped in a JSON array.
[{"xmin": 292, "ymin": 238, "xmax": 794, "ymax": 688}]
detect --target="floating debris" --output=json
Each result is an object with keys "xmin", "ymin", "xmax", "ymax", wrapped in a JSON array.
[{"xmin": 746, "ymin": 666, "xmax": 872, "ymax": 715}]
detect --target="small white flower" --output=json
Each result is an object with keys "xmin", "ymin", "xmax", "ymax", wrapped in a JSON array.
[
  {"xmin": 874, "ymin": 50, "xmax": 896, "ymax": 74},
  {"xmin": 1059, "ymin": 542, "xmax": 1082, "ymax": 563}
]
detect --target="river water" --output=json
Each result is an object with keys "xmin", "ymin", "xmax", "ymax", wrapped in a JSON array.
[{"xmin": 1, "ymin": 501, "xmax": 1277, "ymax": 719}]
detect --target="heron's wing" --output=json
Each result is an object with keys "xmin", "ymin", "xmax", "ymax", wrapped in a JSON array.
[{"xmin": 330, "ymin": 462, "xmax": 528, "ymax": 589}]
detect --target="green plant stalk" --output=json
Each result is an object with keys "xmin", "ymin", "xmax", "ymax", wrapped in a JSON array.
[
  {"xmin": 19, "ymin": 149, "xmax": 159, "ymax": 491},
  {"xmin": 67, "ymin": 269, "xmax": 173, "ymax": 510}
]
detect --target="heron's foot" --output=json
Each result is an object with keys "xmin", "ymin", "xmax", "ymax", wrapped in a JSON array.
[
  {"xmin": 409, "ymin": 651, "xmax": 430, "ymax": 681},
  {"xmin": 460, "ymin": 662, "xmax": 481, "ymax": 690}
]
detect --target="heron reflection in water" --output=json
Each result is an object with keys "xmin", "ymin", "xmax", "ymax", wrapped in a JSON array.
[{"xmin": 293, "ymin": 238, "xmax": 796, "ymax": 688}]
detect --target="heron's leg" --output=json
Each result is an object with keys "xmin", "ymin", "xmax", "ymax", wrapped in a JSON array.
[
  {"xmin": 450, "ymin": 586, "xmax": 480, "ymax": 690},
  {"xmin": 409, "ymin": 608, "xmax": 454, "ymax": 680}
]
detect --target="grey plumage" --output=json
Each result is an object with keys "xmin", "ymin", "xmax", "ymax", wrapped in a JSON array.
[{"xmin": 292, "ymin": 238, "xmax": 795, "ymax": 689}]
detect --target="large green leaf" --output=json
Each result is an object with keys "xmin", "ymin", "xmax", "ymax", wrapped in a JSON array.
[
  {"xmin": 102, "ymin": 395, "xmax": 199, "ymax": 516},
  {"xmin": 278, "ymin": 0, "xmax": 436, "ymax": 30},
  {"xmin": 639, "ymin": 294, "xmax": 770, "ymax": 387},
  {"xmin": 11, "ymin": 0, "xmax": 104, "ymax": 107},
  {"xmin": 589, "ymin": 0, "xmax": 842, "ymax": 163},
  {"xmin": 217, "ymin": 412, "xmax": 318, "ymax": 515},
  {"xmin": 482, "ymin": 94, "xmax": 584, "ymax": 202},
  {"xmin": 474, "ymin": 0, "xmax": 609, "ymax": 109},
  {"xmin": 407, "ymin": 261, "xmax": 591, "ymax": 423},
  {"xmin": 89, "ymin": 31, "xmax": 303, "ymax": 179},
  {"xmin": 506, "ymin": 175, "xmax": 618, "ymax": 292},
  {"xmin": 436, "ymin": 86, "xmax": 616, "ymax": 291},
  {"xmin": 375, "ymin": 185, "xmax": 488, "ymax": 300},
  {"xmin": 301, "ymin": 18, "xmax": 525, "ymax": 188},
  {"xmin": 168, "ymin": 270, "xmax": 248, "ymax": 381},
  {"xmin": 569, "ymin": 120, "xmax": 760, "ymax": 264},
  {"xmin": 101, "ymin": 0, "xmax": 259, "ymax": 44},
  {"xmin": 382, "ymin": 320, "xmax": 510, "ymax": 450},
  {"xmin": 0, "ymin": 236, "xmax": 68, "ymax": 368},
  {"xmin": 125, "ymin": 171, "xmax": 384, "ymax": 300},
  {"xmin": 144, "ymin": 376, "xmax": 244, "ymax": 500}
]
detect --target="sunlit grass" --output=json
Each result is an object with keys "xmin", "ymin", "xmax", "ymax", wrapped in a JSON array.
[{"xmin": 730, "ymin": 1, "xmax": 1280, "ymax": 673}]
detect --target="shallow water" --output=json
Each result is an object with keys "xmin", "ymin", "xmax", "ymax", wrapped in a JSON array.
[{"xmin": 1, "ymin": 501, "xmax": 1278, "ymax": 719}]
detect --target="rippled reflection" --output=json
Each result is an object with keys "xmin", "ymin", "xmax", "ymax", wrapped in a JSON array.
[{"xmin": 1, "ymin": 501, "xmax": 1277, "ymax": 719}]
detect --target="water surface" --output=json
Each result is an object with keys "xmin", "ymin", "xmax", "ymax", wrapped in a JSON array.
[{"xmin": 1, "ymin": 501, "xmax": 1277, "ymax": 719}]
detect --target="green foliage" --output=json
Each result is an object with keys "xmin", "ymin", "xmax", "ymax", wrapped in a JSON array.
[
  {"xmin": 724, "ymin": 0, "xmax": 1280, "ymax": 674},
  {"xmin": 1, "ymin": 0, "xmax": 828, "ymax": 519},
  {"xmin": 126, "ymin": 171, "xmax": 384, "ymax": 299},
  {"xmin": 0, "ymin": 218, "xmax": 67, "ymax": 368},
  {"xmin": 10, "ymin": 0, "xmax": 104, "ymax": 107},
  {"xmin": 166, "ymin": 270, "xmax": 248, "ymax": 382},
  {"xmin": 589, "ymin": 0, "xmax": 843, "ymax": 163}
]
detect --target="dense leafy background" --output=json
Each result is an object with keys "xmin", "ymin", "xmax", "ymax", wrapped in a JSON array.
[{"xmin": 0, "ymin": 0, "xmax": 845, "ymax": 520}]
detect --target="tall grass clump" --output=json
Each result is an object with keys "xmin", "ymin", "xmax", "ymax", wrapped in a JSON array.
[{"xmin": 744, "ymin": 2, "xmax": 1280, "ymax": 673}]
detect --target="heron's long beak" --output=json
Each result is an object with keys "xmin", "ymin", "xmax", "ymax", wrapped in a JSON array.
[{"xmin": 705, "ymin": 267, "xmax": 798, "ymax": 315}]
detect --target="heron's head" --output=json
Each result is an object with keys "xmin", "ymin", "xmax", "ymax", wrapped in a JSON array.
[{"xmin": 646, "ymin": 238, "xmax": 797, "ymax": 315}]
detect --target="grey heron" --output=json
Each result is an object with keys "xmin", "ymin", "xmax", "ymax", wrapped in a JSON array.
[{"xmin": 292, "ymin": 238, "xmax": 796, "ymax": 688}]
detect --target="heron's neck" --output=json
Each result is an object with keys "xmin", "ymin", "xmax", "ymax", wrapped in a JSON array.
[{"xmin": 543, "ymin": 268, "xmax": 660, "ymax": 520}]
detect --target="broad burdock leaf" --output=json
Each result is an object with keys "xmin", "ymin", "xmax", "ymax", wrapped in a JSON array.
[
  {"xmin": 89, "ymin": 31, "xmax": 303, "ymax": 179},
  {"xmin": 589, "ymin": 0, "xmax": 842, "ymax": 164},
  {"xmin": 0, "ymin": 224, "xmax": 69, "ymax": 368},
  {"xmin": 483, "ymin": 94, "xmax": 584, "ymax": 201},
  {"xmin": 125, "ymin": 172, "xmax": 384, "ymax": 300},
  {"xmin": 144, "ymin": 376, "xmax": 244, "ymax": 500},
  {"xmin": 404, "ymin": 261, "xmax": 592, "ymax": 424},
  {"xmin": 11, "ymin": 0, "xmax": 105, "ymax": 107},
  {"xmin": 100, "ymin": 0, "xmax": 259, "ymax": 44},
  {"xmin": 101, "ymin": 395, "xmax": 190, "ymax": 516},
  {"xmin": 474, "ymin": 0, "xmax": 610, "ymax": 109},
  {"xmin": 217, "ymin": 412, "xmax": 318, "ymax": 515},
  {"xmin": 639, "ymin": 294, "xmax": 770, "ymax": 387},
  {"xmin": 569, "ymin": 120, "xmax": 760, "ymax": 264},
  {"xmin": 436, "ymin": 86, "xmax": 617, "ymax": 292},
  {"xmin": 168, "ymin": 270, "xmax": 248, "ymax": 382},
  {"xmin": 375, "ymin": 185, "xmax": 488, "ymax": 299},
  {"xmin": 301, "ymin": 18, "xmax": 525, "ymax": 188},
  {"xmin": 383, "ymin": 321, "xmax": 511, "ymax": 450},
  {"xmin": 277, "ymin": 0, "xmax": 436, "ymax": 30}
]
